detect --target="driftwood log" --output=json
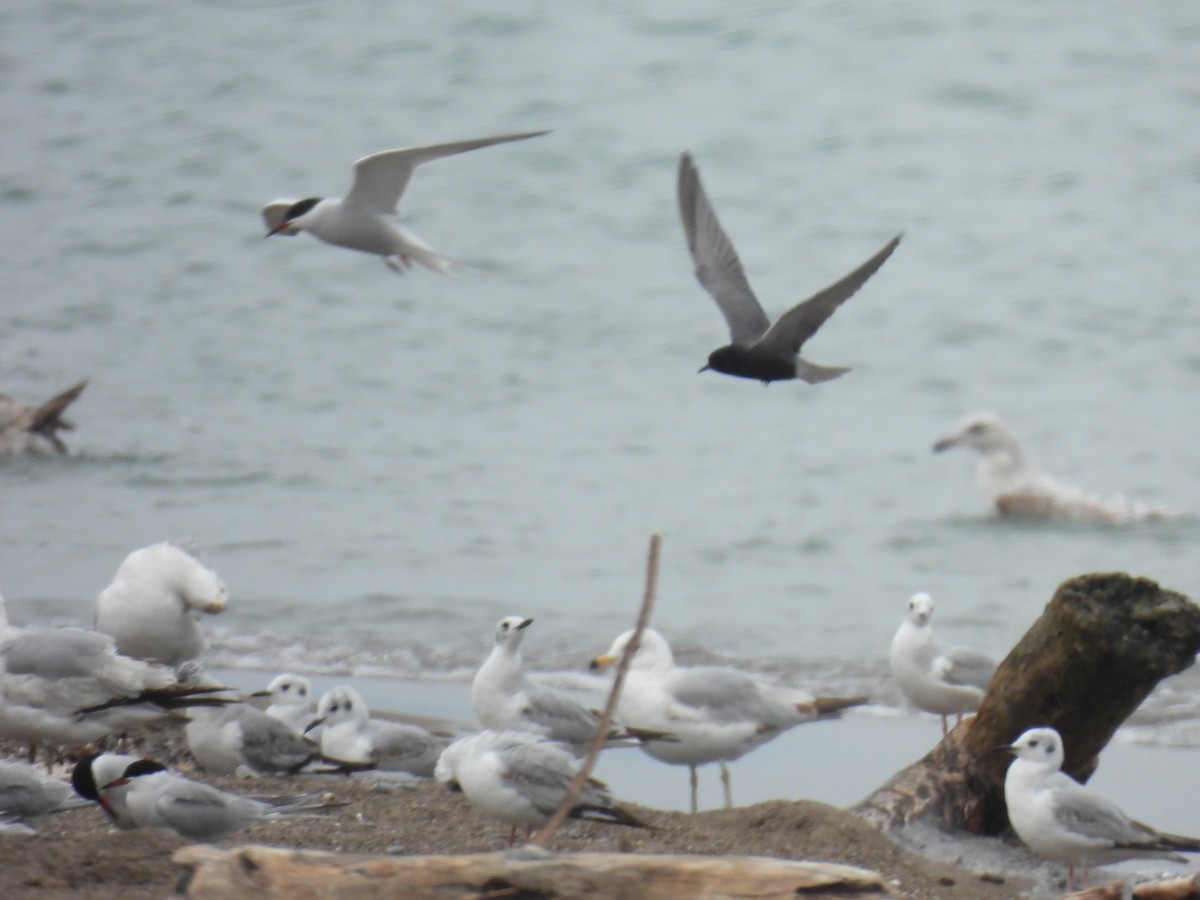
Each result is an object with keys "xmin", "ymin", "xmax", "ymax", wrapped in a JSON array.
[
  {"xmin": 172, "ymin": 844, "xmax": 891, "ymax": 899},
  {"xmin": 1067, "ymin": 873, "xmax": 1200, "ymax": 899},
  {"xmin": 856, "ymin": 572, "xmax": 1200, "ymax": 834}
]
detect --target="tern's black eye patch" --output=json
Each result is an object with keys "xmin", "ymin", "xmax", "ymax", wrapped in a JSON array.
[
  {"xmin": 124, "ymin": 759, "xmax": 168, "ymax": 778},
  {"xmin": 285, "ymin": 197, "xmax": 321, "ymax": 221}
]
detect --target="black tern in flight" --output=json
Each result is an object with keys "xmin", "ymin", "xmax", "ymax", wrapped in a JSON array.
[{"xmin": 677, "ymin": 152, "xmax": 901, "ymax": 384}]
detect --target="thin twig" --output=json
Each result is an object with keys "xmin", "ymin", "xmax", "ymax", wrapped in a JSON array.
[{"xmin": 530, "ymin": 533, "xmax": 662, "ymax": 847}]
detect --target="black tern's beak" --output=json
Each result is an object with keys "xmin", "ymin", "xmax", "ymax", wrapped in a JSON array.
[
  {"xmin": 698, "ymin": 364, "xmax": 710, "ymax": 373},
  {"xmin": 249, "ymin": 690, "xmax": 271, "ymax": 698},
  {"xmin": 517, "ymin": 617, "xmax": 533, "ymax": 630},
  {"xmin": 304, "ymin": 717, "xmax": 324, "ymax": 734},
  {"xmin": 933, "ymin": 438, "xmax": 954, "ymax": 453}
]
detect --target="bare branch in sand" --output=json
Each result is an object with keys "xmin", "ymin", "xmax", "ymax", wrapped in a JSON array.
[{"xmin": 531, "ymin": 533, "xmax": 662, "ymax": 847}]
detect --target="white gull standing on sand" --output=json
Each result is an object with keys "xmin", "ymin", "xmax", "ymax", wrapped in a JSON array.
[
  {"xmin": 889, "ymin": 592, "xmax": 997, "ymax": 735},
  {"xmin": 1004, "ymin": 726, "xmax": 1200, "ymax": 890},
  {"xmin": 262, "ymin": 131, "xmax": 548, "ymax": 275},
  {"xmin": 94, "ymin": 541, "xmax": 229, "ymax": 667},
  {"xmin": 471, "ymin": 616, "xmax": 642, "ymax": 756},
  {"xmin": 590, "ymin": 628, "xmax": 866, "ymax": 813},
  {"xmin": 0, "ymin": 380, "xmax": 86, "ymax": 456},
  {"xmin": 306, "ymin": 686, "xmax": 448, "ymax": 779},
  {"xmin": 933, "ymin": 412, "xmax": 1175, "ymax": 524},
  {"xmin": 0, "ymin": 759, "xmax": 90, "ymax": 834},
  {"xmin": 435, "ymin": 729, "xmax": 646, "ymax": 845},
  {"xmin": 184, "ymin": 703, "xmax": 324, "ymax": 777},
  {"xmin": 0, "ymin": 594, "xmax": 227, "ymax": 756},
  {"xmin": 175, "ymin": 663, "xmax": 325, "ymax": 776},
  {"xmin": 251, "ymin": 673, "xmax": 316, "ymax": 735}
]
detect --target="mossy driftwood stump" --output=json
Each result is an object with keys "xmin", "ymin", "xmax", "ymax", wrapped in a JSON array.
[{"xmin": 856, "ymin": 573, "xmax": 1200, "ymax": 834}]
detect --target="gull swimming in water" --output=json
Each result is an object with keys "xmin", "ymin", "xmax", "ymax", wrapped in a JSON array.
[
  {"xmin": 889, "ymin": 592, "xmax": 997, "ymax": 735},
  {"xmin": 94, "ymin": 541, "xmax": 229, "ymax": 666},
  {"xmin": 471, "ymin": 616, "xmax": 646, "ymax": 755},
  {"xmin": 72, "ymin": 755, "xmax": 341, "ymax": 842},
  {"xmin": 251, "ymin": 673, "xmax": 315, "ymax": 735},
  {"xmin": 1004, "ymin": 726, "xmax": 1200, "ymax": 890},
  {"xmin": 262, "ymin": 131, "xmax": 548, "ymax": 274},
  {"xmin": 0, "ymin": 593, "xmax": 227, "ymax": 757},
  {"xmin": 933, "ymin": 412, "xmax": 1175, "ymax": 524},
  {"xmin": 677, "ymin": 152, "xmax": 901, "ymax": 383},
  {"xmin": 435, "ymin": 729, "xmax": 646, "ymax": 845},
  {"xmin": 591, "ymin": 628, "xmax": 866, "ymax": 812},
  {"xmin": 0, "ymin": 380, "xmax": 86, "ymax": 456},
  {"xmin": 306, "ymin": 686, "xmax": 448, "ymax": 778},
  {"xmin": 0, "ymin": 759, "xmax": 91, "ymax": 834}
]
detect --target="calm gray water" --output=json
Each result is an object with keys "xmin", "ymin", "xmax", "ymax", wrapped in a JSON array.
[{"xmin": 2, "ymin": 3, "xmax": 1199, "ymax": 737}]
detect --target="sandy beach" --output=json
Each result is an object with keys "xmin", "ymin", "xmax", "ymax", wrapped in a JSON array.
[
  {"xmin": 0, "ymin": 770, "xmax": 1028, "ymax": 900},
  {"xmin": 5, "ymin": 670, "xmax": 1198, "ymax": 898}
]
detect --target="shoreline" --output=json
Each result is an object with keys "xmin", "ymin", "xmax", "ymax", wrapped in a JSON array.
[
  {"xmin": 213, "ymin": 668, "xmax": 1200, "ymax": 827},
  {"xmin": 1, "ymin": 668, "xmax": 1196, "ymax": 898}
]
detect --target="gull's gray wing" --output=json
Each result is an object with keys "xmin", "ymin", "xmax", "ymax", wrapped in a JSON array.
[
  {"xmin": 1052, "ymin": 781, "xmax": 1144, "ymax": 846},
  {"xmin": 755, "ymin": 233, "xmax": 901, "ymax": 356},
  {"xmin": 495, "ymin": 738, "xmax": 578, "ymax": 816},
  {"xmin": 667, "ymin": 667, "xmax": 788, "ymax": 727},
  {"xmin": 236, "ymin": 708, "xmax": 318, "ymax": 774},
  {"xmin": 345, "ymin": 131, "xmax": 550, "ymax": 215},
  {"xmin": 523, "ymin": 682, "xmax": 603, "ymax": 745},
  {"xmin": 368, "ymin": 721, "xmax": 448, "ymax": 776},
  {"xmin": 937, "ymin": 643, "xmax": 997, "ymax": 691},
  {"xmin": 677, "ymin": 153, "xmax": 771, "ymax": 344},
  {"xmin": 2, "ymin": 628, "xmax": 112, "ymax": 679}
]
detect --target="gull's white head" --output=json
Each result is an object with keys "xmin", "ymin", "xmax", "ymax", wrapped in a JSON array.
[
  {"xmin": 310, "ymin": 685, "xmax": 370, "ymax": 731},
  {"xmin": 1008, "ymin": 726, "xmax": 1065, "ymax": 771},
  {"xmin": 434, "ymin": 734, "xmax": 473, "ymax": 788},
  {"xmin": 492, "ymin": 615, "xmax": 533, "ymax": 650},
  {"xmin": 905, "ymin": 592, "xmax": 935, "ymax": 627},
  {"xmin": 254, "ymin": 674, "xmax": 312, "ymax": 707},
  {"xmin": 934, "ymin": 412, "xmax": 1020, "ymax": 456},
  {"xmin": 128, "ymin": 542, "xmax": 229, "ymax": 615},
  {"xmin": 591, "ymin": 627, "xmax": 675, "ymax": 673}
]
